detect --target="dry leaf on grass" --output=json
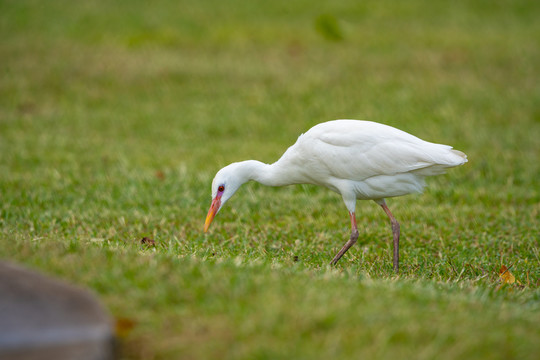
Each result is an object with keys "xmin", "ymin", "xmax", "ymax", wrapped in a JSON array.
[
  {"xmin": 497, "ymin": 265, "xmax": 524, "ymax": 289},
  {"xmin": 499, "ymin": 265, "xmax": 515, "ymax": 284},
  {"xmin": 141, "ymin": 237, "xmax": 156, "ymax": 247},
  {"xmin": 115, "ymin": 317, "xmax": 136, "ymax": 338},
  {"xmin": 155, "ymin": 170, "xmax": 165, "ymax": 181}
]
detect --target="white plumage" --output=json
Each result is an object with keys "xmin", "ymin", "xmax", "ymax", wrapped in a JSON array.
[{"xmin": 204, "ymin": 120, "xmax": 467, "ymax": 272}]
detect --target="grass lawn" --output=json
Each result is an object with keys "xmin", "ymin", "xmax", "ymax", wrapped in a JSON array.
[{"xmin": 1, "ymin": 0, "xmax": 539, "ymax": 358}]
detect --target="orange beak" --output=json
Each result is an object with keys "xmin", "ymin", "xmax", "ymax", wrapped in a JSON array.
[{"xmin": 204, "ymin": 195, "xmax": 222, "ymax": 232}]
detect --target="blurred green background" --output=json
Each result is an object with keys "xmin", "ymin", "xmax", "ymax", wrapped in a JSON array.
[{"xmin": 1, "ymin": 0, "xmax": 539, "ymax": 359}]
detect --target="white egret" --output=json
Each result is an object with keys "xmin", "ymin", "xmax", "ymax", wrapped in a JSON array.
[{"xmin": 204, "ymin": 120, "xmax": 467, "ymax": 272}]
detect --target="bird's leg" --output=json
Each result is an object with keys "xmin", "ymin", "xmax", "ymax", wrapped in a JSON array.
[
  {"xmin": 330, "ymin": 212, "xmax": 359, "ymax": 265},
  {"xmin": 379, "ymin": 201, "xmax": 400, "ymax": 273}
]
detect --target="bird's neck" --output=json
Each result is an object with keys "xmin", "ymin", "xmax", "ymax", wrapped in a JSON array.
[{"xmin": 238, "ymin": 160, "xmax": 299, "ymax": 187}]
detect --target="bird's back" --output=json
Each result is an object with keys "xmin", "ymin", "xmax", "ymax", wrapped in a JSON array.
[{"xmin": 274, "ymin": 120, "xmax": 467, "ymax": 199}]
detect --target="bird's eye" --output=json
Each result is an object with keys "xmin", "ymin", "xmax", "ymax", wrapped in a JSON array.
[{"xmin": 218, "ymin": 185, "xmax": 225, "ymax": 192}]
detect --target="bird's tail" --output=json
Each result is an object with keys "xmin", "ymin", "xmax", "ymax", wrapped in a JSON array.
[
  {"xmin": 412, "ymin": 147, "xmax": 468, "ymax": 176},
  {"xmin": 450, "ymin": 149, "xmax": 468, "ymax": 164}
]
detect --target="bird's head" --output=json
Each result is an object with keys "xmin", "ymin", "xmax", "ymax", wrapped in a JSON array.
[{"xmin": 204, "ymin": 162, "xmax": 251, "ymax": 232}]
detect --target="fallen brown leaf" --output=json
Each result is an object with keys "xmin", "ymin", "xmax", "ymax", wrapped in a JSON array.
[
  {"xmin": 499, "ymin": 265, "xmax": 521, "ymax": 285},
  {"xmin": 141, "ymin": 237, "xmax": 156, "ymax": 247},
  {"xmin": 155, "ymin": 170, "xmax": 165, "ymax": 180},
  {"xmin": 115, "ymin": 317, "xmax": 136, "ymax": 338}
]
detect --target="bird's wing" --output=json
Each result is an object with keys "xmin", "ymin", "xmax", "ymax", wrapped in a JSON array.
[{"xmin": 298, "ymin": 121, "xmax": 455, "ymax": 181}]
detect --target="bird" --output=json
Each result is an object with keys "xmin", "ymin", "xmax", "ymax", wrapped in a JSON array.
[{"xmin": 204, "ymin": 119, "xmax": 467, "ymax": 272}]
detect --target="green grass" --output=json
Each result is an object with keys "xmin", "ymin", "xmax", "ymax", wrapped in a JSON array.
[{"xmin": 1, "ymin": 0, "xmax": 539, "ymax": 358}]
